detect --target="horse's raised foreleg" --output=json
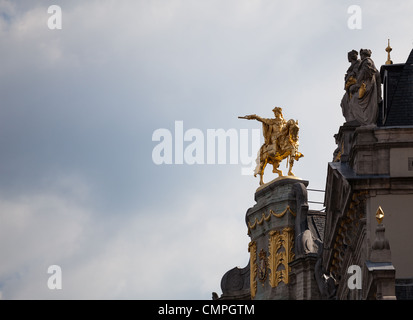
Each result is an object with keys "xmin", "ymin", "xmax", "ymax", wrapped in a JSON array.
[{"xmin": 294, "ymin": 152, "xmax": 304, "ymax": 161}]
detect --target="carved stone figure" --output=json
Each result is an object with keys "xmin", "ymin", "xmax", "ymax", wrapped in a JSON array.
[
  {"xmin": 347, "ymin": 49, "xmax": 382, "ymax": 126},
  {"xmin": 239, "ymin": 107, "xmax": 303, "ymax": 185},
  {"xmin": 292, "ymin": 183, "xmax": 319, "ymax": 256},
  {"xmin": 340, "ymin": 50, "xmax": 360, "ymax": 122}
]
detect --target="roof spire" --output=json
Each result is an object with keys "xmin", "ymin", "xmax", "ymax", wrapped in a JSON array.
[{"xmin": 385, "ymin": 39, "xmax": 393, "ymax": 65}]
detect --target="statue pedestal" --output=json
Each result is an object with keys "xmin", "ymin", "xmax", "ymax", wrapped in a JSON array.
[
  {"xmin": 248, "ymin": 177, "xmax": 308, "ymax": 239},
  {"xmin": 216, "ymin": 175, "xmax": 326, "ymax": 300},
  {"xmin": 246, "ymin": 177, "xmax": 308, "ymax": 300}
]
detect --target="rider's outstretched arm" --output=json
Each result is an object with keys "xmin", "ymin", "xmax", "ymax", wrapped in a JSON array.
[{"xmin": 239, "ymin": 114, "xmax": 267, "ymax": 123}]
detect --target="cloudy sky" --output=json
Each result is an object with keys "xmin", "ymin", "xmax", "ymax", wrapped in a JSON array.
[{"xmin": 1, "ymin": 0, "xmax": 413, "ymax": 299}]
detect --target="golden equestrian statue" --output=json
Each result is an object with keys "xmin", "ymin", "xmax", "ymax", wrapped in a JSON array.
[{"xmin": 239, "ymin": 107, "xmax": 304, "ymax": 185}]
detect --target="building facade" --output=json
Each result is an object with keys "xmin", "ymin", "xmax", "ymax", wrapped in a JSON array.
[{"xmin": 214, "ymin": 47, "xmax": 413, "ymax": 300}]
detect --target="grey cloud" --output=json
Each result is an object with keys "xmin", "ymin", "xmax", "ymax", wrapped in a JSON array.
[{"xmin": 1, "ymin": 0, "xmax": 413, "ymax": 299}]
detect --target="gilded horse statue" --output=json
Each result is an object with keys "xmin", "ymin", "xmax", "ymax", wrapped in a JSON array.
[{"xmin": 239, "ymin": 107, "xmax": 303, "ymax": 185}]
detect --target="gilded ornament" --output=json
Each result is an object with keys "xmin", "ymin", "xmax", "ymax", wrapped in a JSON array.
[
  {"xmin": 239, "ymin": 107, "xmax": 303, "ymax": 185},
  {"xmin": 268, "ymin": 227, "xmax": 295, "ymax": 287},
  {"xmin": 258, "ymin": 249, "xmax": 268, "ymax": 285},
  {"xmin": 247, "ymin": 206, "xmax": 296, "ymax": 232},
  {"xmin": 385, "ymin": 39, "xmax": 393, "ymax": 65},
  {"xmin": 376, "ymin": 206, "xmax": 384, "ymax": 224}
]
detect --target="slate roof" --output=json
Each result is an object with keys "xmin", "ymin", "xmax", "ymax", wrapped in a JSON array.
[
  {"xmin": 308, "ymin": 210, "xmax": 326, "ymax": 242},
  {"xmin": 381, "ymin": 49, "xmax": 413, "ymax": 126}
]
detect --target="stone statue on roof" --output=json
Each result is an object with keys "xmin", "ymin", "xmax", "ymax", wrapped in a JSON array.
[
  {"xmin": 340, "ymin": 50, "xmax": 360, "ymax": 122},
  {"xmin": 341, "ymin": 49, "xmax": 382, "ymax": 126}
]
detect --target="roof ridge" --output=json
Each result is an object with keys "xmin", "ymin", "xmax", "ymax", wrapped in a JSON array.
[{"xmin": 405, "ymin": 48, "xmax": 413, "ymax": 65}]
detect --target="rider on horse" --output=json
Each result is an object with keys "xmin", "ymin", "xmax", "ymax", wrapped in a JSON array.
[{"xmin": 239, "ymin": 107, "xmax": 303, "ymax": 185}]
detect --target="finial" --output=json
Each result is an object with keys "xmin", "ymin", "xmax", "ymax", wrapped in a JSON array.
[
  {"xmin": 376, "ymin": 206, "xmax": 384, "ymax": 224},
  {"xmin": 385, "ymin": 39, "xmax": 393, "ymax": 65}
]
